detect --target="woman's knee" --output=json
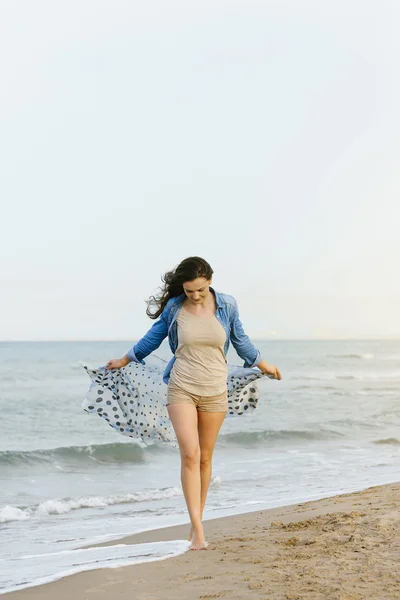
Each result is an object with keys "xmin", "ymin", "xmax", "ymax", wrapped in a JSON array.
[
  {"xmin": 200, "ymin": 452, "xmax": 212, "ymax": 469},
  {"xmin": 181, "ymin": 446, "xmax": 200, "ymax": 468}
]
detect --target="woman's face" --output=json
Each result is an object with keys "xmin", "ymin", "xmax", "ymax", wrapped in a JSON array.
[{"xmin": 183, "ymin": 277, "xmax": 212, "ymax": 305}]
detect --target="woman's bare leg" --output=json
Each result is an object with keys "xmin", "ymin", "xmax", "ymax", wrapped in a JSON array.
[
  {"xmin": 189, "ymin": 411, "xmax": 226, "ymax": 541},
  {"xmin": 167, "ymin": 404, "xmax": 206, "ymax": 550},
  {"xmin": 198, "ymin": 411, "xmax": 226, "ymax": 513}
]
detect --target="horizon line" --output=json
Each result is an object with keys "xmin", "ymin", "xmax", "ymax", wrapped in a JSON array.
[{"xmin": 1, "ymin": 337, "xmax": 400, "ymax": 343}]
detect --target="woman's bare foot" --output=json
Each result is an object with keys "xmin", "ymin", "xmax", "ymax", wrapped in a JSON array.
[{"xmin": 190, "ymin": 526, "xmax": 207, "ymax": 550}]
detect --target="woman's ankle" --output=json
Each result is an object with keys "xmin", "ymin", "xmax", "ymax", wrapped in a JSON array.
[{"xmin": 191, "ymin": 521, "xmax": 203, "ymax": 533}]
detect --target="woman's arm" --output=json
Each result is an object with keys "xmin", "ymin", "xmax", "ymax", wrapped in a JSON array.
[
  {"xmin": 230, "ymin": 299, "xmax": 282, "ymax": 379},
  {"xmin": 106, "ymin": 311, "xmax": 169, "ymax": 370}
]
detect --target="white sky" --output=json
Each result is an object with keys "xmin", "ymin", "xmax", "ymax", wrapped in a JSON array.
[{"xmin": 1, "ymin": 0, "xmax": 399, "ymax": 341}]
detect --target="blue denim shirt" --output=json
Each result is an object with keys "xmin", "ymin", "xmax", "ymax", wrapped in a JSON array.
[{"xmin": 126, "ymin": 287, "xmax": 262, "ymax": 384}]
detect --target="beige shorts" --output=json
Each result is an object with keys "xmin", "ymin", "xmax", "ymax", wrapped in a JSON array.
[{"xmin": 167, "ymin": 382, "xmax": 228, "ymax": 413}]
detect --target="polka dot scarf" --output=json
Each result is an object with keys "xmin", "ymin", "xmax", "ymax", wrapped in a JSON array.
[{"xmin": 81, "ymin": 355, "xmax": 269, "ymax": 447}]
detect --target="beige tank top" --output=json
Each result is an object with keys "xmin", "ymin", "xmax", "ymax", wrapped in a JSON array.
[{"xmin": 169, "ymin": 307, "xmax": 227, "ymax": 396}]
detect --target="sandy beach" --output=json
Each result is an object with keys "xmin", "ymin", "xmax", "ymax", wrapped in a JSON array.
[{"xmin": 3, "ymin": 481, "xmax": 399, "ymax": 600}]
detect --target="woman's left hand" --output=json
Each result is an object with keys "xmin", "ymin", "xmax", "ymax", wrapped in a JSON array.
[{"xmin": 257, "ymin": 360, "xmax": 282, "ymax": 380}]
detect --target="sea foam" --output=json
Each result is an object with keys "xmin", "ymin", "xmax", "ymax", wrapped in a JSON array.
[{"xmin": 0, "ymin": 487, "xmax": 183, "ymax": 522}]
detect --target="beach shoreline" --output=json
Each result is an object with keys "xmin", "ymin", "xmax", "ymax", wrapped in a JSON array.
[{"xmin": 3, "ymin": 481, "xmax": 400, "ymax": 599}]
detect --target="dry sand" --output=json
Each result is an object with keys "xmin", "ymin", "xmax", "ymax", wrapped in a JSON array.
[{"xmin": 3, "ymin": 482, "xmax": 400, "ymax": 600}]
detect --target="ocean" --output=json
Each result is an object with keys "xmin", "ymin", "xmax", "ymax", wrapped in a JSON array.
[{"xmin": 1, "ymin": 340, "xmax": 399, "ymax": 593}]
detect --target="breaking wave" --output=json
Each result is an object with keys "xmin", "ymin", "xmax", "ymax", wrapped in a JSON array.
[
  {"xmin": 0, "ymin": 442, "xmax": 163, "ymax": 468},
  {"xmin": 0, "ymin": 487, "xmax": 183, "ymax": 523}
]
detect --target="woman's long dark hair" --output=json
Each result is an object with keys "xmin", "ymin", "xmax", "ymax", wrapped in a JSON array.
[{"xmin": 146, "ymin": 256, "xmax": 214, "ymax": 319}]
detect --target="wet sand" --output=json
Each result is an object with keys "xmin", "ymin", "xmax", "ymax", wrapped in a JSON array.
[{"xmin": 3, "ymin": 482, "xmax": 400, "ymax": 600}]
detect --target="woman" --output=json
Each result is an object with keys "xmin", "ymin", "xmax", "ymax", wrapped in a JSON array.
[{"xmin": 103, "ymin": 257, "xmax": 282, "ymax": 550}]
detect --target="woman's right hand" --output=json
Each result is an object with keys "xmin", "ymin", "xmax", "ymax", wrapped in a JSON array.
[{"xmin": 105, "ymin": 356, "xmax": 130, "ymax": 370}]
